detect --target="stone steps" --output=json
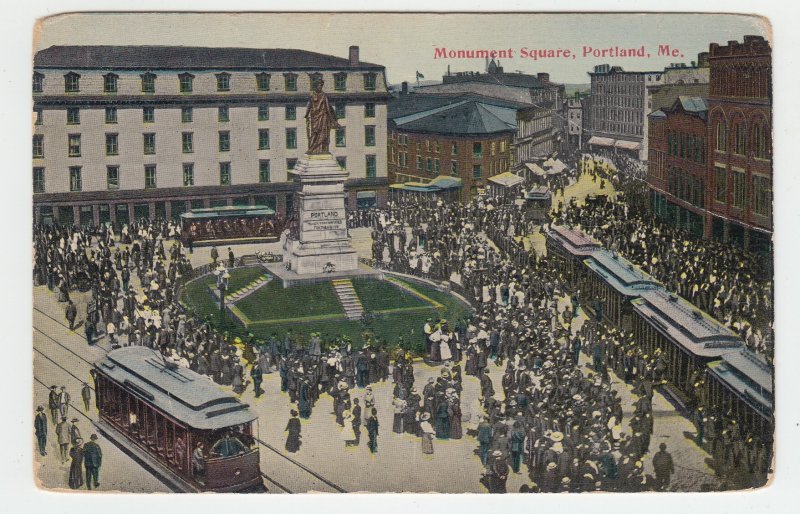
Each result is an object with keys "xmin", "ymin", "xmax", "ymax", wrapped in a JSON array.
[
  {"xmin": 225, "ymin": 274, "xmax": 271, "ymax": 303},
  {"xmin": 332, "ymin": 279, "xmax": 364, "ymax": 320}
]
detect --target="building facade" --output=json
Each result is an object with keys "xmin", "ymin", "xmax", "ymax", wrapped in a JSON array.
[
  {"xmin": 387, "ymin": 93, "xmax": 518, "ymax": 201},
  {"xmin": 514, "ymin": 103, "xmax": 557, "ymax": 167},
  {"xmin": 565, "ymin": 96, "xmax": 584, "ymax": 150},
  {"xmin": 706, "ymin": 36, "xmax": 772, "ymax": 252},
  {"xmin": 32, "ymin": 45, "xmax": 389, "ymax": 226},
  {"xmin": 647, "ymin": 97, "xmax": 709, "ymax": 238}
]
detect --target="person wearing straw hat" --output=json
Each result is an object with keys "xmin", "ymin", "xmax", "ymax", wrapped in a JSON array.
[{"xmin": 419, "ymin": 413, "xmax": 435, "ymax": 455}]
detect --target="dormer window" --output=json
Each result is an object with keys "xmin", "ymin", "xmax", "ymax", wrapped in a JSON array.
[
  {"xmin": 179, "ymin": 73, "xmax": 194, "ymax": 93},
  {"xmin": 363, "ymin": 73, "xmax": 377, "ymax": 91},
  {"xmin": 64, "ymin": 72, "xmax": 80, "ymax": 93},
  {"xmin": 103, "ymin": 73, "xmax": 118, "ymax": 93},
  {"xmin": 255, "ymin": 72, "xmax": 271, "ymax": 91},
  {"xmin": 284, "ymin": 73, "xmax": 298, "ymax": 92},
  {"xmin": 334, "ymin": 72, "xmax": 347, "ymax": 91},
  {"xmin": 216, "ymin": 72, "xmax": 230, "ymax": 92}
]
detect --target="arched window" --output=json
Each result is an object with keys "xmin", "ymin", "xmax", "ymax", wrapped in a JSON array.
[
  {"xmin": 733, "ymin": 121, "xmax": 747, "ymax": 155},
  {"xmin": 715, "ymin": 120, "xmax": 728, "ymax": 152},
  {"xmin": 752, "ymin": 122, "xmax": 769, "ymax": 159}
]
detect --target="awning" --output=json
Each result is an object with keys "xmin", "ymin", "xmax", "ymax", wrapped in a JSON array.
[
  {"xmin": 488, "ymin": 171, "xmax": 524, "ymax": 188},
  {"xmin": 543, "ymin": 158, "xmax": 566, "ymax": 174},
  {"xmin": 588, "ymin": 136, "xmax": 616, "ymax": 147},
  {"xmin": 614, "ymin": 140, "xmax": 642, "ymax": 151},
  {"xmin": 524, "ymin": 162, "xmax": 547, "ymax": 176},
  {"xmin": 356, "ymin": 191, "xmax": 376, "ymax": 199}
]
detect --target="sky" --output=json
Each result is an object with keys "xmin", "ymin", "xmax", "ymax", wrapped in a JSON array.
[{"xmin": 36, "ymin": 12, "xmax": 769, "ymax": 85}]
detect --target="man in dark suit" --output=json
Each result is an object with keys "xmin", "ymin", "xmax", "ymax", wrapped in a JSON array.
[
  {"xmin": 34, "ymin": 406, "xmax": 48, "ymax": 456},
  {"xmin": 47, "ymin": 385, "xmax": 59, "ymax": 424},
  {"xmin": 351, "ymin": 398, "xmax": 362, "ymax": 445},
  {"xmin": 83, "ymin": 434, "xmax": 102, "ymax": 490},
  {"xmin": 477, "ymin": 416, "xmax": 493, "ymax": 466}
]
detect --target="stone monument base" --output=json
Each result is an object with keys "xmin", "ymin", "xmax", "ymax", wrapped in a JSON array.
[{"xmin": 265, "ymin": 261, "xmax": 384, "ymax": 288}]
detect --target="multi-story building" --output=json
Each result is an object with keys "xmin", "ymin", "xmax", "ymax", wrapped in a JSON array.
[
  {"xmin": 514, "ymin": 102, "xmax": 557, "ymax": 167},
  {"xmin": 647, "ymin": 96, "xmax": 709, "ymax": 238},
  {"xmin": 387, "ymin": 91, "xmax": 519, "ymax": 201},
  {"xmin": 646, "ymin": 56, "xmax": 710, "ymax": 119},
  {"xmin": 587, "ymin": 64, "xmax": 662, "ymax": 160},
  {"xmin": 565, "ymin": 96, "xmax": 584, "ymax": 150},
  {"xmin": 32, "ymin": 45, "xmax": 389, "ymax": 226},
  {"xmin": 707, "ymin": 36, "xmax": 772, "ymax": 252}
]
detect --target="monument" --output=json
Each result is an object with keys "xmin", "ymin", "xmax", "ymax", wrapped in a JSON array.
[{"xmin": 283, "ymin": 79, "xmax": 359, "ymax": 275}]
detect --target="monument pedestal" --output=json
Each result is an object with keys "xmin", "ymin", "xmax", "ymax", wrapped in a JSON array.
[{"xmin": 286, "ymin": 153, "xmax": 359, "ymax": 275}]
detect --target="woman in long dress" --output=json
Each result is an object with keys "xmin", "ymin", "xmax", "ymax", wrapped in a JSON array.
[
  {"xmin": 68, "ymin": 440, "xmax": 84, "ymax": 489},
  {"xmin": 285, "ymin": 410, "xmax": 302, "ymax": 453},
  {"xmin": 420, "ymin": 413, "xmax": 434, "ymax": 455},
  {"xmin": 450, "ymin": 396, "xmax": 463, "ymax": 439},
  {"xmin": 341, "ymin": 410, "xmax": 357, "ymax": 446},
  {"xmin": 439, "ymin": 335, "xmax": 453, "ymax": 362}
]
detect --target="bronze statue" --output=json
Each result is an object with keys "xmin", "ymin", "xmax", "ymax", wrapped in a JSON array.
[{"xmin": 304, "ymin": 79, "xmax": 341, "ymax": 155}]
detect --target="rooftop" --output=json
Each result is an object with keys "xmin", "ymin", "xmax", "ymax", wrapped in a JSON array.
[
  {"xmin": 390, "ymin": 96, "xmax": 519, "ymax": 136},
  {"xmin": 586, "ymin": 249, "xmax": 662, "ymax": 294},
  {"xmin": 96, "ymin": 346, "xmax": 257, "ymax": 430},
  {"xmin": 547, "ymin": 225, "xmax": 600, "ymax": 256},
  {"xmin": 34, "ymin": 45, "xmax": 384, "ymax": 71},
  {"xmin": 707, "ymin": 348, "xmax": 773, "ymax": 417}
]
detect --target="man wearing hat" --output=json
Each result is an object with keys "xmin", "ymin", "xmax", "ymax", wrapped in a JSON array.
[
  {"xmin": 34, "ymin": 406, "xmax": 48, "ymax": 456},
  {"xmin": 477, "ymin": 416, "xmax": 493, "ymax": 466},
  {"xmin": 55, "ymin": 416, "xmax": 72, "ymax": 463},
  {"xmin": 83, "ymin": 434, "xmax": 102, "ymax": 490},
  {"xmin": 48, "ymin": 385, "xmax": 59, "ymax": 424},
  {"xmin": 57, "ymin": 386, "xmax": 71, "ymax": 419},
  {"xmin": 652, "ymin": 442, "xmax": 675, "ymax": 491},
  {"xmin": 81, "ymin": 382, "xmax": 92, "ymax": 413},
  {"xmin": 484, "ymin": 450, "xmax": 509, "ymax": 493}
]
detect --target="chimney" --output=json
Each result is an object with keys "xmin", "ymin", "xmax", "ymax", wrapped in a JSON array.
[
  {"xmin": 349, "ymin": 45, "xmax": 359, "ymax": 67},
  {"xmin": 401, "ymin": 81, "xmax": 408, "ymax": 95},
  {"xmin": 537, "ymin": 72, "xmax": 550, "ymax": 82},
  {"xmin": 697, "ymin": 52, "xmax": 709, "ymax": 67}
]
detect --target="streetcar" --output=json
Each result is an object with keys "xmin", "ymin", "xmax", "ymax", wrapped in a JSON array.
[{"xmin": 92, "ymin": 346, "xmax": 264, "ymax": 492}]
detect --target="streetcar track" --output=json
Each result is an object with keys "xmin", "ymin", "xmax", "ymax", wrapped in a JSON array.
[{"xmin": 32, "ymin": 321, "xmax": 347, "ymax": 493}]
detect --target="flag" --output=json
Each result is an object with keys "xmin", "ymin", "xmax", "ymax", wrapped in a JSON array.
[{"xmin": 416, "ymin": 71, "xmax": 425, "ymax": 80}]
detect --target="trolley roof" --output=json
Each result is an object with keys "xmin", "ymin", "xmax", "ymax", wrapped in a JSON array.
[
  {"xmin": 707, "ymin": 349, "xmax": 773, "ymax": 418},
  {"xmin": 180, "ymin": 205, "xmax": 275, "ymax": 220},
  {"xmin": 631, "ymin": 289, "xmax": 743, "ymax": 358},
  {"xmin": 584, "ymin": 249, "xmax": 662, "ymax": 295},
  {"xmin": 95, "ymin": 347, "xmax": 256, "ymax": 430},
  {"xmin": 547, "ymin": 225, "xmax": 600, "ymax": 257}
]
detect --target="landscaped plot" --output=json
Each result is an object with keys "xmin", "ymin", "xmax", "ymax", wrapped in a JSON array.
[
  {"xmin": 235, "ymin": 279, "xmax": 343, "ymax": 322},
  {"xmin": 351, "ymin": 277, "xmax": 426, "ymax": 311},
  {"xmin": 223, "ymin": 266, "xmax": 268, "ymax": 293}
]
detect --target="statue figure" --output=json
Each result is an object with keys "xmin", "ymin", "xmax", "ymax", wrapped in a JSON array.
[{"xmin": 304, "ymin": 79, "xmax": 341, "ymax": 155}]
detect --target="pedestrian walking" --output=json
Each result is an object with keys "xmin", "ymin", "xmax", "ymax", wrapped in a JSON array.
[
  {"xmin": 285, "ymin": 410, "xmax": 301, "ymax": 453},
  {"xmin": 55, "ymin": 417, "xmax": 71, "ymax": 463},
  {"xmin": 228, "ymin": 247, "xmax": 235, "ymax": 268},
  {"xmin": 68, "ymin": 439, "xmax": 85, "ymax": 489},
  {"xmin": 367, "ymin": 408, "xmax": 379, "ymax": 453},
  {"xmin": 65, "ymin": 300, "xmax": 77, "ymax": 331},
  {"xmin": 83, "ymin": 434, "xmax": 102, "ymax": 490},
  {"xmin": 210, "ymin": 246, "xmax": 219, "ymax": 265},
  {"xmin": 57, "ymin": 386, "xmax": 70, "ymax": 419},
  {"xmin": 34, "ymin": 406, "xmax": 48, "ymax": 456},
  {"xmin": 69, "ymin": 418, "xmax": 82, "ymax": 445},
  {"xmin": 81, "ymin": 382, "xmax": 91, "ymax": 412},
  {"xmin": 420, "ymin": 413, "xmax": 434, "ymax": 455},
  {"xmin": 48, "ymin": 385, "xmax": 59, "ymax": 424},
  {"xmin": 652, "ymin": 443, "xmax": 675, "ymax": 491}
]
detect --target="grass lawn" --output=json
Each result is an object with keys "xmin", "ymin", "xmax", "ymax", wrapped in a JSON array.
[
  {"xmin": 225, "ymin": 266, "xmax": 269, "ymax": 293},
  {"xmin": 181, "ymin": 269, "xmax": 473, "ymax": 353}
]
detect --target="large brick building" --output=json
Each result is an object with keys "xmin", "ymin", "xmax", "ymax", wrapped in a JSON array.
[
  {"xmin": 387, "ymin": 92, "xmax": 521, "ymax": 201},
  {"xmin": 707, "ymin": 36, "xmax": 772, "ymax": 252},
  {"xmin": 647, "ymin": 96, "xmax": 709, "ymax": 238},
  {"xmin": 32, "ymin": 45, "xmax": 389, "ymax": 226}
]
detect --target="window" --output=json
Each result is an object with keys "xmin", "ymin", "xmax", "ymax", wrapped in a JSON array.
[
  {"xmin": 182, "ymin": 132, "xmax": 193, "ymax": 153},
  {"xmin": 752, "ymin": 175, "xmax": 771, "ymax": 216},
  {"xmin": 258, "ymin": 105, "xmax": 269, "ymax": 121},
  {"xmin": 364, "ymin": 103, "xmax": 375, "ymax": 118},
  {"xmin": 753, "ymin": 124, "xmax": 768, "ymax": 159},
  {"xmin": 426, "ymin": 158, "xmax": 432, "ymax": 173},
  {"xmin": 106, "ymin": 166, "xmax": 119, "ymax": 190},
  {"xmin": 69, "ymin": 166, "xmax": 82, "ymax": 191},
  {"xmin": 452, "ymin": 143, "xmax": 458, "ymax": 156},
  {"xmin": 734, "ymin": 124, "xmax": 746, "ymax": 155},
  {"xmin": 286, "ymin": 128, "xmax": 297, "ymax": 149},
  {"xmin": 451, "ymin": 160, "xmax": 458, "ymax": 176},
  {"xmin": 335, "ymin": 127, "xmax": 346, "ymax": 147},
  {"xmin": 365, "ymin": 126, "xmax": 375, "ymax": 147},
  {"xmin": 33, "ymin": 72, "xmax": 43, "ymax": 93},
  {"xmin": 106, "ymin": 133, "xmax": 119, "ymax": 156},
  {"xmin": 35, "ymin": 108, "xmax": 42, "ymax": 125},
  {"xmin": 103, "ymin": 73, "xmax": 118, "ymax": 93},
  {"xmin": 363, "ymin": 73, "xmax": 377, "ymax": 91},
  {"xmin": 105, "ymin": 107, "xmax": 117, "ymax": 124},
  {"xmin": 287, "ymin": 158, "xmax": 297, "ymax": 170},
  {"xmin": 285, "ymin": 105, "xmax": 296, "ymax": 120},
  {"xmin": 67, "ymin": 108, "xmax": 80, "ymax": 125},
  {"xmin": 258, "ymin": 129, "xmax": 270, "ymax": 150},
  {"xmin": 256, "ymin": 73, "xmax": 271, "ymax": 91},
  {"xmin": 143, "ymin": 107, "xmax": 155, "ymax": 123},
  {"xmin": 284, "ymin": 73, "xmax": 297, "ymax": 92},
  {"xmin": 178, "ymin": 73, "xmax": 194, "ymax": 93},
  {"xmin": 715, "ymin": 121, "xmax": 728, "ymax": 152},
  {"xmin": 336, "ymin": 157, "xmax": 347, "ymax": 170},
  {"xmin": 143, "ymin": 133, "xmax": 156, "ymax": 154},
  {"xmin": 490, "ymin": 142, "xmax": 496, "ymax": 156},
  {"xmin": 219, "ymin": 162, "xmax": 231, "ymax": 185},
  {"xmin": 218, "ymin": 131, "xmax": 230, "ymax": 152},
  {"xmin": 434, "ymin": 158, "xmax": 440, "ymax": 174},
  {"xmin": 182, "ymin": 163, "xmax": 194, "ymax": 186},
  {"xmin": 144, "ymin": 165, "xmax": 157, "ymax": 189},
  {"xmin": 334, "ymin": 101, "xmax": 346, "ymax": 120},
  {"xmin": 473, "ymin": 142, "xmax": 482, "ymax": 158},
  {"xmin": 473, "ymin": 164, "xmax": 482, "ymax": 179},
  {"xmin": 68, "ymin": 134, "xmax": 81, "ymax": 157},
  {"xmin": 181, "ymin": 107, "xmax": 193, "ymax": 123},
  {"xmin": 218, "ymin": 106, "xmax": 229, "ymax": 122},
  {"xmin": 216, "ymin": 73, "xmax": 230, "ymax": 92},
  {"xmin": 141, "ymin": 73, "xmax": 156, "ymax": 93},
  {"xmin": 416, "ymin": 156, "xmax": 422, "ymax": 170},
  {"xmin": 334, "ymin": 73, "xmax": 347, "ymax": 91},
  {"xmin": 64, "ymin": 72, "xmax": 80, "ymax": 93},
  {"xmin": 258, "ymin": 160, "xmax": 271, "ymax": 183},
  {"xmin": 366, "ymin": 155, "xmax": 377, "ymax": 178},
  {"xmin": 732, "ymin": 170, "xmax": 745, "ymax": 208},
  {"xmin": 32, "ymin": 135, "xmax": 43, "ymax": 158},
  {"xmin": 33, "ymin": 167, "xmax": 45, "ymax": 193}
]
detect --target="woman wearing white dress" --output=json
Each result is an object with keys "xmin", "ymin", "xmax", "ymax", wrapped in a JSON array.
[
  {"xmin": 420, "ymin": 413, "xmax": 434, "ymax": 454},
  {"xmin": 341, "ymin": 410, "xmax": 357, "ymax": 446}
]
